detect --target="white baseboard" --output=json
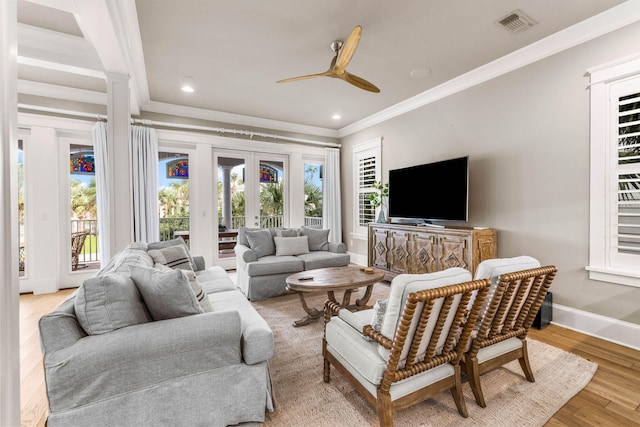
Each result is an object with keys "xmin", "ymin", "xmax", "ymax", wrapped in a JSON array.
[
  {"xmin": 552, "ymin": 303, "xmax": 640, "ymax": 351},
  {"xmin": 348, "ymin": 251, "xmax": 367, "ymax": 267}
]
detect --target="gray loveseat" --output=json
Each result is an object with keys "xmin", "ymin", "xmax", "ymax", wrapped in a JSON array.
[
  {"xmin": 235, "ymin": 226, "xmax": 350, "ymax": 301},
  {"xmin": 39, "ymin": 239, "xmax": 274, "ymax": 427}
]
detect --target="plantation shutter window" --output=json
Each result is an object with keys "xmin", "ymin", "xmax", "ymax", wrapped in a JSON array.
[
  {"xmin": 358, "ymin": 155, "xmax": 376, "ymax": 226},
  {"xmin": 352, "ymin": 138, "xmax": 382, "ymax": 238},
  {"xmin": 616, "ymin": 89, "xmax": 640, "ymax": 255},
  {"xmin": 588, "ymin": 55, "xmax": 640, "ymax": 287}
]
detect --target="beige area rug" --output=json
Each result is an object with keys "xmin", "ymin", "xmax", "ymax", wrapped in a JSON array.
[{"xmin": 252, "ymin": 284, "xmax": 598, "ymax": 427}]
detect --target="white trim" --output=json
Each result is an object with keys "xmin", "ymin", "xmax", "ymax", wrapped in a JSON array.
[
  {"xmin": 18, "ymin": 79, "xmax": 107, "ymax": 105},
  {"xmin": 553, "ymin": 303, "xmax": 640, "ymax": 351},
  {"xmin": 586, "ymin": 266, "xmax": 640, "ymax": 288},
  {"xmin": 338, "ymin": 1, "xmax": 640, "ymax": 137},
  {"xmin": 347, "ymin": 251, "xmax": 367, "ymax": 267},
  {"xmin": 17, "ymin": 56, "xmax": 104, "ymax": 79},
  {"xmin": 142, "ymin": 100, "xmax": 339, "ymax": 139}
]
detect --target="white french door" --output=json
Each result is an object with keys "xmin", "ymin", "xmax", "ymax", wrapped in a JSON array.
[{"xmin": 213, "ymin": 150, "xmax": 288, "ymax": 268}]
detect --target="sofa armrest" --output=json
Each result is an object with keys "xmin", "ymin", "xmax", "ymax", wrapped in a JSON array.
[
  {"xmin": 39, "ymin": 297, "xmax": 87, "ymax": 354},
  {"xmin": 44, "ymin": 310, "xmax": 243, "ymax": 412},
  {"xmin": 234, "ymin": 243, "xmax": 258, "ymax": 263},
  {"xmin": 328, "ymin": 242, "xmax": 346, "ymax": 253},
  {"xmin": 192, "ymin": 255, "xmax": 206, "ymax": 271}
]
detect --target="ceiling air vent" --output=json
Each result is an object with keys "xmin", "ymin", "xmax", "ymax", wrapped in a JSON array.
[{"xmin": 498, "ymin": 10, "xmax": 537, "ymax": 33}]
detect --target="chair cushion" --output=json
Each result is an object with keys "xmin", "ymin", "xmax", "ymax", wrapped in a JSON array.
[
  {"xmin": 300, "ymin": 227, "xmax": 330, "ymax": 251},
  {"xmin": 274, "ymin": 236, "xmax": 309, "ymax": 256},
  {"xmin": 476, "ymin": 336, "xmax": 523, "ymax": 363},
  {"xmin": 74, "ymin": 273, "xmax": 151, "ymax": 335},
  {"xmin": 326, "ymin": 316, "xmax": 455, "ymax": 401},
  {"xmin": 472, "ymin": 256, "xmax": 541, "ymax": 321},
  {"xmin": 295, "ymin": 251, "xmax": 350, "ymax": 270},
  {"xmin": 246, "ymin": 229, "xmax": 276, "ymax": 258},
  {"xmin": 245, "ymin": 255, "xmax": 304, "ymax": 276},
  {"xmin": 379, "ymin": 268, "xmax": 472, "ymax": 362},
  {"xmin": 129, "ymin": 265, "xmax": 204, "ymax": 320}
]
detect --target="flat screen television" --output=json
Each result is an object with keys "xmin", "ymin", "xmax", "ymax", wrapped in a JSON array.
[{"xmin": 388, "ymin": 156, "xmax": 468, "ymax": 222}]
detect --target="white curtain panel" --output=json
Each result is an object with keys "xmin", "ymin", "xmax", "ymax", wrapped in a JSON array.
[
  {"xmin": 130, "ymin": 125, "xmax": 159, "ymax": 243},
  {"xmin": 92, "ymin": 122, "xmax": 110, "ymax": 265},
  {"xmin": 323, "ymin": 148, "xmax": 342, "ymax": 243}
]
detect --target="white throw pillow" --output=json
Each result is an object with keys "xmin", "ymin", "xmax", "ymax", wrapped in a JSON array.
[{"xmin": 274, "ymin": 236, "xmax": 310, "ymax": 256}]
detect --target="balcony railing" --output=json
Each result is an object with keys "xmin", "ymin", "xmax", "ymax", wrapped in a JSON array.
[{"xmin": 70, "ymin": 219, "xmax": 100, "ymax": 264}]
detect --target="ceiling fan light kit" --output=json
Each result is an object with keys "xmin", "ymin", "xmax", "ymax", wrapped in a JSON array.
[{"xmin": 277, "ymin": 25, "xmax": 380, "ymax": 93}]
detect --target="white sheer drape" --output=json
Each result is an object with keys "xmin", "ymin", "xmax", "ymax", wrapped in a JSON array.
[
  {"xmin": 323, "ymin": 148, "xmax": 342, "ymax": 243},
  {"xmin": 92, "ymin": 122, "xmax": 110, "ymax": 264},
  {"xmin": 130, "ymin": 125, "xmax": 159, "ymax": 243}
]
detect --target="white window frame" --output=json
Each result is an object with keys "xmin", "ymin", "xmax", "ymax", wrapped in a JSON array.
[
  {"xmin": 352, "ymin": 137, "xmax": 382, "ymax": 240},
  {"xmin": 587, "ymin": 52, "xmax": 640, "ymax": 288}
]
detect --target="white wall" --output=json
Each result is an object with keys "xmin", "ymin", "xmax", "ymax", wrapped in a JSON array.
[{"xmin": 340, "ymin": 21, "xmax": 640, "ymax": 326}]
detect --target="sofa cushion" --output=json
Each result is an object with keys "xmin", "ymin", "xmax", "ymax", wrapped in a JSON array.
[
  {"xmin": 74, "ymin": 273, "xmax": 151, "ymax": 335},
  {"xmin": 185, "ymin": 270, "xmax": 213, "ymax": 312},
  {"xmin": 237, "ymin": 227, "xmax": 261, "ymax": 246},
  {"xmin": 148, "ymin": 237, "xmax": 196, "ymax": 270},
  {"xmin": 100, "ymin": 245, "xmax": 154, "ymax": 275},
  {"xmin": 301, "ymin": 227, "xmax": 330, "ymax": 251},
  {"xmin": 246, "ymin": 255, "xmax": 304, "ymax": 277},
  {"xmin": 276, "ymin": 228, "xmax": 299, "ymax": 237},
  {"xmin": 149, "ymin": 244, "xmax": 194, "ymax": 271},
  {"xmin": 295, "ymin": 251, "xmax": 350, "ymax": 270},
  {"xmin": 197, "ymin": 265, "xmax": 238, "ymax": 294},
  {"xmin": 246, "ymin": 229, "xmax": 276, "ymax": 258},
  {"xmin": 130, "ymin": 265, "xmax": 204, "ymax": 320},
  {"xmin": 274, "ymin": 236, "xmax": 309, "ymax": 256}
]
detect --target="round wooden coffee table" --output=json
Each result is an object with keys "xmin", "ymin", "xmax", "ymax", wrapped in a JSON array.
[{"xmin": 285, "ymin": 265, "xmax": 385, "ymax": 327}]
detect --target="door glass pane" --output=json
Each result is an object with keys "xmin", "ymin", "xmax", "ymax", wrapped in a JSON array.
[
  {"xmin": 217, "ymin": 157, "xmax": 245, "ymax": 258},
  {"xmin": 69, "ymin": 144, "xmax": 100, "ymax": 270},
  {"xmin": 18, "ymin": 140, "xmax": 25, "ymax": 276},
  {"xmin": 304, "ymin": 163, "xmax": 323, "ymax": 228},
  {"xmin": 259, "ymin": 160, "xmax": 284, "ymax": 228},
  {"xmin": 158, "ymin": 152, "xmax": 190, "ymax": 245}
]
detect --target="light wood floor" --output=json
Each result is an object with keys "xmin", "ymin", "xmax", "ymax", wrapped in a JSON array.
[{"xmin": 19, "ymin": 289, "xmax": 640, "ymax": 427}]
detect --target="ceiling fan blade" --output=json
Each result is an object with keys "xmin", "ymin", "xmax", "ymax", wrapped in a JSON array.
[
  {"xmin": 334, "ymin": 25, "xmax": 362, "ymax": 73},
  {"xmin": 277, "ymin": 71, "xmax": 331, "ymax": 84},
  {"xmin": 340, "ymin": 71, "xmax": 380, "ymax": 93}
]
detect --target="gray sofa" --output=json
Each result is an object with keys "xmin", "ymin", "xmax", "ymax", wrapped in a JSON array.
[
  {"xmin": 39, "ymin": 239, "xmax": 274, "ymax": 427},
  {"xmin": 235, "ymin": 226, "xmax": 350, "ymax": 301}
]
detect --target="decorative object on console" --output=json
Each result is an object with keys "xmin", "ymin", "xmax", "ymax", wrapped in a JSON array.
[{"xmin": 368, "ymin": 180, "xmax": 389, "ymax": 223}]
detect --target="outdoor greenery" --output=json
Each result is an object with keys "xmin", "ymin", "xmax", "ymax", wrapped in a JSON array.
[
  {"xmin": 304, "ymin": 165, "xmax": 322, "ymax": 218},
  {"xmin": 70, "ymin": 178, "xmax": 97, "ymax": 219},
  {"xmin": 368, "ymin": 180, "xmax": 389, "ymax": 209}
]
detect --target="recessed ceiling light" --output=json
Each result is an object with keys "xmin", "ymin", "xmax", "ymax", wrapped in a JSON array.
[
  {"xmin": 409, "ymin": 68, "xmax": 431, "ymax": 79},
  {"xmin": 332, "ymin": 113, "xmax": 341, "ymax": 120},
  {"xmin": 181, "ymin": 76, "xmax": 195, "ymax": 93}
]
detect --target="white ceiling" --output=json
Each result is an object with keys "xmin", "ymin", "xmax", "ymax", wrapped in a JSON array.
[{"xmin": 16, "ymin": 0, "xmax": 635, "ymax": 136}]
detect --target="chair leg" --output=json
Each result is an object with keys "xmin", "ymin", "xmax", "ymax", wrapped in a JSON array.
[
  {"xmin": 464, "ymin": 357, "xmax": 486, "ymax": 408},
  {"xmin": 376, "ymin": 389, "xmax": 393, "ymax": 427},
  {"xmin": 323, "ymin": 357, "xmax": 331, "ymax": 383},
  {"xmin": 518, "ymin": 340, "xmax": 535, "ymax": 382},
  {"xmin": 450, "ymin": 365, "xmax": 468, "ymax": 417}
]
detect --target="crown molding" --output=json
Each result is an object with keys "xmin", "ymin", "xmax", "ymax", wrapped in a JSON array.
[
  {"xmin": 338, "ymin": 1, "xmax": 640, "ymax": 138},
  {"xmin": 141, "ymin": 100, "xmax": 339, "ymax": 139}
]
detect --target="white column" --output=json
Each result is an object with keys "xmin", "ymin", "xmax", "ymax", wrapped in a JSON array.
[
  {"xmin": 289, "ymin": 152, "xmax": 305, "ymax": 227},
  {"xmin": 0, "ymin": 1, "xmax": 20, "ymax": 425},
  {"xmin": 221, "ymin": 165, "xmax": 233, "ymax": 229},
  {"xmin": 26, "ymin": 127, "xmax": 59, "ymax": 294},
  {"xmin": 105, "ymin": 72, "xmax": 132, "ymax": 254}
]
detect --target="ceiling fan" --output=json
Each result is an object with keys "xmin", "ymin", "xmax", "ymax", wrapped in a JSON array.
[{"xmin": 277, "ymin": 25, "xmax": 380, "ymax": 93}]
